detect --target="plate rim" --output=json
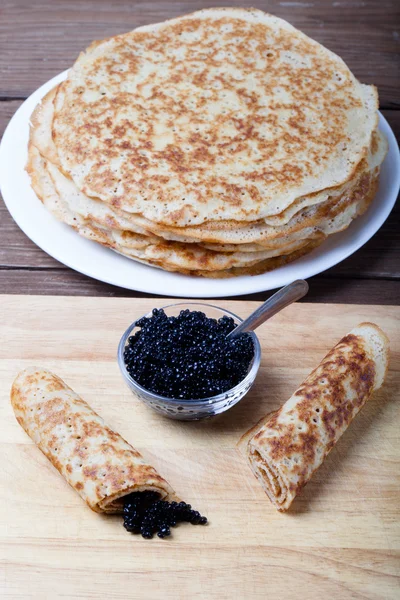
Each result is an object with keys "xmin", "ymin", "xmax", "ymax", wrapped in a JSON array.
[{"xmin": 0, "ymin": 70, "xmax": 399, "ymax": 298}]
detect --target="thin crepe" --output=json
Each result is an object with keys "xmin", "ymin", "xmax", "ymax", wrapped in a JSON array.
[
  {"xmin": 26, "ymin": 144, "xmax": 320, "ymax": 273},
  {"xmin": 26, "ymin": 139, "xmax": 379, "ymax": 276},
  {"xmin": 11, "ymin": 368, "xmax": 176, "ymax": 513},
  {"xmin": 241, "ymin": 323, "xmax": 389, "ymax": 511},
  {"xmin": 52, "ymin": 8, "xmax": 378, "ymax": 227},
  {"xmin": 26, "ymin": 89, "xmax": 384, "ymax": 274}
]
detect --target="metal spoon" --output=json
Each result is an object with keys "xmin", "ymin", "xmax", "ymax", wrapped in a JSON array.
[{"xmin": 227, "ymin": 279, "xmax": 309, "ymax": 339}]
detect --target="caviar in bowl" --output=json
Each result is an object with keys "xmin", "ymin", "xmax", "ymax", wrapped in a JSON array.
[{"xmin": 117, "ymin": 303, "xmax": 261, "ymax": 420}]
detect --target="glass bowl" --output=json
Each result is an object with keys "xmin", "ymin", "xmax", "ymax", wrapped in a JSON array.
[{"xmin": 117, "ymin": 302, "xmax": 261, "ymax": 421}]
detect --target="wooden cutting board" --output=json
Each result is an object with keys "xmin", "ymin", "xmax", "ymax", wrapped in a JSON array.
[{"xmin": 0, "ymin": 296, "xmax": 399, "ymax": 600}]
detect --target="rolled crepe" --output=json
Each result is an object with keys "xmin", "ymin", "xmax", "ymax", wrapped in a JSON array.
[
  {"xmin": 11, "ymin": 368, "xmax": 176, "ymax": 513},
  {"xmin": 241, "ymin": 323, "xmax": 389, "ymax": 512}
]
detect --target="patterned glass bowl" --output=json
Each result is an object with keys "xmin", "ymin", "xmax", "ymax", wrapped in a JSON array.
[{"xmin": 117, "ymin": 302, "xmax": 261, "ymax": 421}]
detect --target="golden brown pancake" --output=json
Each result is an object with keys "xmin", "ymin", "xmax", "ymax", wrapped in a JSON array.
[
  {"xmin": 11, "ymin": 368, "xmax": 177, "ymax": 513},
  {"xmin": 26, "ymin": 9, "xmax": 386, "ymax": 277},
  {"xmin": 240, "ymin": 323, "xmax": 389, "ymax": 511},
  {"xmin": 52, "ymin": 8, "xmax": 378, "ymax": 227}
]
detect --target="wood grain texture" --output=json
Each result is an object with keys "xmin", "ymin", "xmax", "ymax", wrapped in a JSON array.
[
  {"xmin": 1, "ymin": 296, "xmax": 399, "ymax": 599},
  {"xmin": 0, "ymin": 270, "xmax": 399, "ymax": 303},
  {"xmin": 0, "ymin": 0, "xmax": 399, "ymax": 106}
]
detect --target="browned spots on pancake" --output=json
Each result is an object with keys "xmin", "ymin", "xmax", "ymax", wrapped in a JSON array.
[
  {"xmin": 83, "ymin": 466, "xmax": 98, "ymax": 479},
  {"xmin": 71, "ymin": 142, "xmax": 89, "ymax": 162},
  {"xmin": 253, "ymin": 430, "xmax": 264, "ymax": 442},
  {"xmin": 371, "ymin": 130, "xmax": 379, "ymax": 154},
  {"xmin": 81, "ymin": 122, "xmax": 103, "ymax": 137},
  {"xmin": 45, "ymin": 379, "xmax": 65, "ymax": 392},
  {"xmin": 268, "ymin": 426, "xmax": 297, "ymax": 461},
  {"xmin": 166, "ymin": 207, "xmax": 188, "ymax": 223},
  {"xmin": 112, "ymin": 124, "xmax": 127, "ymax": 138},
  {"xmin": 35, "ymin": 399, "xmax": 67, "ymax": 431},
  {"xmin": 298, "ymin": 432, "xmax": 318, "ymax": 463},
  {"xmin": 86, "ymin": 167, "xmax": 117, "ymax": 195},
  {"xmin": 74, "ymin": 442, "xmax": 89, "ymax": 460},
  {"xmin": 111, "ymin": 197, "xmax": 122, "ymax": 209},
  {"xmin": 81, "ymin": 420, "xmax": 107, "ymax": 439},
  {"xmin": 10, "ymin": 389, "xmax": 25, "ymax": 413},
  {"xmin": 23, "ymin": 373, "xmax": 41, "ymax": 388},
  {"xmin": 48, "ymin": 454, "xmax": 63, "ymax": 473},
  {"xmin": 104, "ymin": 428, "xmax": 121, "ymax": 443},
  {"xmin": 75, "ymin": 481, "xmax": 84, "ymax": 491},
  {"xmin": 159, "ymin": 145, "xmax": 186, "ymax": 170},
  {"xmin": 265, "ymin": 411, "xmax": 281, "ymax": 430},
  {"xmin": 191, "ymin": 145, "xmax": 217, "ymax": 164},
  {"xmin": 104, "ymin": 214, "xmax": 119, "ymax": 229}
]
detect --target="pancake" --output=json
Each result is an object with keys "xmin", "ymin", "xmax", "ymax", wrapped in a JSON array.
[
  {"xmin": 26, "ymin": 121, "xmax": 381, "ymax": 275},
  {"xmin": 240, "ymin": 323, "xmax": 389, "ymax": 511},
  {"xmin": 29, "ymin": 87, "xmax": 386, "ymax": 250},
  {"xmin": 186, "ymin": 238, "xmax": 325, "ymax": 278},
  {"xmin": 108, "ymin": 159, "xmax": 383, "ymax": 246},
  {"xmin": 36, "ymin": 84, "xmax": 377, "ymax": 239},
  {"xmin": 11, "ymin": 368, "xmax": 176, "ymax": 513},
  {"xmin": 26, "ymin": 8, "xmax": 386, "ymax": 278},
  {"xmin": 52, "ymin": 8, "xmax": 378, "ymax": 227},
  {"xmin": 28, "ymin": 143, "xmax": 322, "ymax": 273}
]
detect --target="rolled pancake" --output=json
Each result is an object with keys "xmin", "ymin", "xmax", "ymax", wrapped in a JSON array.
[
  {"xmin": 241, "ymin": 323, "xmax": 389, "ymax": 511},
  {"xmin": 11, "ymin": 368, "xmax": 176, "ymax": 513}
]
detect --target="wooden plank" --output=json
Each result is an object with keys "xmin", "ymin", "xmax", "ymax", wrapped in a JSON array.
[
  {"xmin": 0, "ymin": 0, "xmax": 399, "ymax": 106},
  {"xmin": 0, "ymin": 100, "xmax": 22, "ymax": 132},
  {"xmin": 0, "ymin": 269, "xmax": 399, "ymax": 304},
  {"xmin": 325, "ymin": 196, "xmax": 400, "ymax": 279},
  {"xmin": 0, "ymin": 203, "xmax": 61, "ymax": 269},
  {"xmin": 0, "ymin": 297, "xmax": 399, "ymax": 599},
  {"xmin": 381, "ymin": 110, "xmax": 400, "ymax": 140}
]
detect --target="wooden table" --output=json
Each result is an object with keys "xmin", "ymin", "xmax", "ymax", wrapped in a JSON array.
[
  {"xmin": 0, "ymin": 0, "xmax": 399, "ymax": 303},
  {"xmin": 1, "ymin": 297, "xmax": 399, "ymax": 600}
]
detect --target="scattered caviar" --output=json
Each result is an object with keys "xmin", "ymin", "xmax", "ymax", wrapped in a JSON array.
[
  {"xmin": 123, "ymin": 308, "xmax": 255, "ymax": 399},
  {"xmin": 123, "ymin": 491, "xmax": 208, "ymax": 539}
]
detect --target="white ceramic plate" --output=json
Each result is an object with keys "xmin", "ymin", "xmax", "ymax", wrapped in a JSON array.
[{"xmin": 1, "ymin": 71, "xmax": 399, "ymax": 297}]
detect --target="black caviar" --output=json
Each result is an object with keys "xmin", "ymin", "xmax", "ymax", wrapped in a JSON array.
[
  {"xmin": 123, "ymin": 491, "xmax": 207, "ymax": 539},
  {"xmin": 123, "ymin": 308, "xmax": 254, "ymax": 399}
]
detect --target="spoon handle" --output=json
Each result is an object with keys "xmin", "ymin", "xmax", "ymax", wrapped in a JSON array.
[{"xmin": 228, "ymin": 279, "xmax": 309, "ymax": 339}]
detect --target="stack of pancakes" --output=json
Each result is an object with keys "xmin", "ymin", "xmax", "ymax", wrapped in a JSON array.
[{"xmin": 27, "ymin": 8, "xmax": 387, "ymax": 278}]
